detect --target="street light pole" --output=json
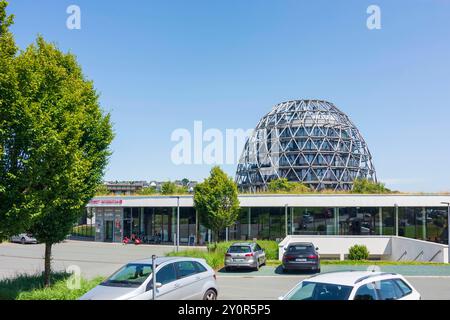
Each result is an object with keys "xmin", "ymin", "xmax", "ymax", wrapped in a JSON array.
[
  {"xmin": 441, "ymin": 202, "xmax": 450, "ymax": 263},
  {"xmin": 152, "ymin": 255, "xmax": 156, "ymax": 300},
  {"xmin": 395, "ymin": 203, "xmax": 399, "ymax": 237},
  {"xmin": 177, "ymin": 196, "xmax": 180, "ymax": 252}
]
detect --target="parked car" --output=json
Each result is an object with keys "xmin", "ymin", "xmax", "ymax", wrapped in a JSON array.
[
  {"xmin": 282, "ymin": 242, "xmax": 320, "ymax": 273},
  {"xmin": 79, "ymin": 257, "xmax": 218, "ymax": 300},
  {"xmin": 10, "ymin": 233, "xmax": 38, "ymax": 244},
  {"xmin": 280, "ymin": 271, "xmax": 421, "ymax": 300},
  {"xmin": 224, "ymin": 242, "xmax": 266, "ymax": 271}
]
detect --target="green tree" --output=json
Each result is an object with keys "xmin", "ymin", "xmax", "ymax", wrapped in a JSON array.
[
  {"xmin": 161, "ymin": 181, "xmax": 177, "ymax": 195},
  {"xmin": 0, "ymin": 4, "xmax": 113, "ymax": 286},
  {"xmin": 0, "ymin": 1, "xmax": 30, "ymax": 240},
  {"xmin": 181, "ymin": 178, "xmax": 190, "ymax": 186},
  {"xmin": 137, "ymin": 186, "xmax": 157, "ymax": 195},
  {"xmin": 194, "ymin": 166, "xmax": 240, "ymax": 240},
  {"xmin": 352, "ymin": 178, "xmax": 390, "ymax": 194},
  {"xmin": 267, "ymin": 178, "xmax": 311, "ymax": 193},
  {"xmin": 160, "ymin": 181, "xmax": 188, "ymax": 195},
  {"xmin": 95, "ymin": 183, "xmax": 110, "ymax": 196}
]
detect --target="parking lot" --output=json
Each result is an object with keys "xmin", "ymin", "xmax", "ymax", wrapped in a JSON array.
[{"xmin": 2, "ymin": 241, "xmax": 450, "ymax": 300}]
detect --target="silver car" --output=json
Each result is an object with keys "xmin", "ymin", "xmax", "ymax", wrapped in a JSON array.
[
  {"xmin": 10, "ymin": 233, "xmax": 38, "ymax": 244},
  {"xmin": 224, "ymin": 242, "xmax": 266, "ymax": 271},
  {"xmin": 79, "ymin": 257, "xmax": 218, "ymax": 300}
]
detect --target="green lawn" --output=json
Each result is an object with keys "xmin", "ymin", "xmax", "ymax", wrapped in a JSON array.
[{"xmin": 0, "ymin": 272, "xmax": 104, "ymax": 300}]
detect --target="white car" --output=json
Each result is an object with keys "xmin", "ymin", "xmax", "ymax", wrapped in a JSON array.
[
  {"xmin": 10, "ymin": 233, "xmax": 38, "ymax": 244},
  {"xmin": 79, "ymin": 257, "xmax": 218, "ymax": 300},
  {"xmin": 280, "ymin": 271, "xmax": 421, "ymax": 300}
]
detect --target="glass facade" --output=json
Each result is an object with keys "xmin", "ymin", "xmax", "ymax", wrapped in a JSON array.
[{"xmin": 92, "ymin": 205, "xmax": 448, "ymax": 245}]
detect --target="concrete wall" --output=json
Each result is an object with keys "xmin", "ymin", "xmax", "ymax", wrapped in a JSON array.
[
  {"xmin": 391, "ymin": 236, "xmax": 448, "ymax": 263},
  {"xmin": 278, "ymin": 235, "xmax": 449, "ymax": 263}
]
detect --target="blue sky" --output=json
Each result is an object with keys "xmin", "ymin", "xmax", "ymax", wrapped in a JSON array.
[{"xmin": 7, "ymin": 0, "xmax": 450, "ymax": 192}]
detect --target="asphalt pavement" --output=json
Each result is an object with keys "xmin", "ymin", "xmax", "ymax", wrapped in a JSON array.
[{"xmin": 1, "ymin": 241, "xmax": 450, "ymax": 300}]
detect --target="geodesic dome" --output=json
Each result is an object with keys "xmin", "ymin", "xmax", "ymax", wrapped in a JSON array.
[{"xmin": 236, "ymin": 100, "xmax": 377, "ymax": 192}]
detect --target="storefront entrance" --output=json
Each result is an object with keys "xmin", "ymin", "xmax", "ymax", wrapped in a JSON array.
[{"xmin": 104, "ymin": 220, "xmax": 114, "ymax": 242}]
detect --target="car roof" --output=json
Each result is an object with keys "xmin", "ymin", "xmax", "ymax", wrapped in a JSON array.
[
  {"xmin": 305, "ymin": 271, "xmax": 400, "ymax": 286},
  {"xmin": 230, "ymin": 242, "xmax": 254, "ymax": 246},
  {"xmin": 129, "ymin": 256, "xmax": 205, "ymax": 265},
  {"xmin": 287, "ymin": 242, "xmax": 314, "ymax": 246}
]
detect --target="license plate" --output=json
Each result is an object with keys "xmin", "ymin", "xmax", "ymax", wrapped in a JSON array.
[
  {"xmin": 295, "ymin": 258, "xmax": 306, "ymax": 262},
  {"xmin": 234, "ymin": 259, "xmax": 245, "ymax": 262}
]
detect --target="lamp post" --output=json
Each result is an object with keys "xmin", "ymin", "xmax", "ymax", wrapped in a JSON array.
[
  {"xmin": 152, "ymin": 254, "xmax": 156, "ymax": 300},
  {"xmin": 285, "ymin": 204, "xmax": 288, "ymax": 237},
  {"xmin": 394, "ymin": 203, "xmax": 399, "ymax": 237},
  {"xmin": 176, "ymin": 196, "xmax": 180, "ymax": 252},
  {"xmin": 441, "ymin": 202, "xmax": 450, "ymax": 263}
]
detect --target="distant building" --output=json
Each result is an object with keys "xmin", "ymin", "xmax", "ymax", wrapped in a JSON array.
[{"xmin": 104, "ymin": 181, "xmax": 148, "ymax": 195}]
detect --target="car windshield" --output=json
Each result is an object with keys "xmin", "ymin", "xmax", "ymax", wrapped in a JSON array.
[
  {"xmin": 285, "ymin": 281, "xmax": 353, "ymax": 300},
  {"xmin": 287, "ymin": 245, "xmax": 313, "ymax": 254},
  {"xmin": 101, "ymin": 264, "xmax": 153, "ymax": 288},
  {"xmin": 228, "ymin": 246, "xmax": 251, "ymax": 253}
]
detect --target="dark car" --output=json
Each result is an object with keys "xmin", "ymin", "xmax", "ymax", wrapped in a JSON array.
[{"xmin": 282, "ymin": 242, "xmax": 320, "ymax": 273}]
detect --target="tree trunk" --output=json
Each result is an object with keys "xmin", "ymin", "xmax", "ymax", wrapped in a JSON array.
[{"xmin": 44, "ymin": 242, "xmax": 52, "ymax": 287}]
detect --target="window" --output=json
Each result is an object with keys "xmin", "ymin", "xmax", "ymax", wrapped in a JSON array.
[
  {"xmin": 102, "ymin": 264, "xmax": 152, "ymax": 288},
  {"xmin": 175, "ymin": 261, "xmax": 198, "ymax": 278},
  {"xmin": 354, "ymin": 283, "xmax": 378, "ymax": 300},
  {"xmin": 287, "ymin": 245, "xmax": 314, "ymax": 254},
  {"xmin": 193, "ymin": 262, "xmax": 207, "ymax": 273},
  {"xmin": 393, "ymin": 279, "xmax": 412, "ymax": 297},
  {"xmin": 156, "ymin": 263, "xmax": 177, "ymax": 286},
  {"xmin": 255, "ymin": 244, "xmax": 262, "ymax": 251},
  {"xmin": 377, "ymin": 280, "xmax": 403, "ymax": 300},
  {"xmin": 228, "ymin": 246, "xmax": 251, "ymax": 253},
  {"xmin": 285, "ymin": 281, "xmax": 353, "ymax": 300}
]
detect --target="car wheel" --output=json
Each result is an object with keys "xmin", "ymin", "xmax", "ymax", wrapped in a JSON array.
[
  {"xmin": 21, "ymin": 238, "xmax": 26, "ymax": 245},
  {"xmin": 203, "ymin": 289, "xmax": 217, "ymax": 300}
]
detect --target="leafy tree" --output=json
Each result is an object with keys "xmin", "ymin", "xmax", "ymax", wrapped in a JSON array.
[
  {"xmin": 352, "ymin": 178, "xmax": 391, "ymax": 194},
  {"xmin": 0, "ymin": 0, "xmax": 29, "ymax": 240},
  {"xmin": 137, "ymin": 186, "xmax": 157, "ymax": 195},
  {"xmin": 19, "ymin": 37, "xmax": 113, "ymax": 286},
  {"xmin": 194, "ymin": 166, "xmax": 240, "ymax": 240},
  {"xmin": 161, "ymin": 181, "xmax": 188, "ymax": 195},
  {"xmin": 95, "ymin": 183, "xmax": 110, "ymax": 196},
  {"xmin": 267, "ymin": 178, "xmax": 311, "ymax": 193},
  {"xmin": 181, "ymin": 178, "xmax": 190, "ymax": 186},
  {"xmin": 161, "ymin": 181, "xmax": 176, "ymax": 195},
  {"xmin": 0, "ymin": 2, "xmax": 113, "ymax": 286}
]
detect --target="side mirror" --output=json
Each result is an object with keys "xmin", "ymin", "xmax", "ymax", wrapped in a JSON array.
[
  {"xmin": 283, "ymin": 247, "xmax": 287, "ymax": 251},
  {"xmin": 316, "ymin": 247, "xmax": 319, "ymax": 251},
  {"xmin": 146, "ymin": 281, "xmax": 163, "ymax": 291}
]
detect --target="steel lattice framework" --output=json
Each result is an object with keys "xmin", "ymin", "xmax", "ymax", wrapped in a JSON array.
[{"xmin": 236, "ymin": 100, "xmax": 377, "ymax": 192}]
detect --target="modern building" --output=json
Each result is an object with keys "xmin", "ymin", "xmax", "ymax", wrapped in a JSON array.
[
  {"xmin": 103, "ymin": 181, "xmax": 148, "ymax": 195},
  {"xmin": 236, "ymin": 100, "xmax": 376, "ymax": 192},
  {"xmin": 87, "ymin": 194, "xmax": 450, "ymax": 246}
]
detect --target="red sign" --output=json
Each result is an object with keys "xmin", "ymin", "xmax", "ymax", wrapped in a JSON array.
[{"xmin": 89, "ymin": 199, "xmax": 123, "ymax": 205}]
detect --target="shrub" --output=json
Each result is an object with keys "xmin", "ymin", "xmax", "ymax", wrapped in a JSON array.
[
  {"xmin": 267, "ymin": 178, "xmax": 311, "ymax": 194},
  {"xmin": 348, "ymin": 244, "xmax": 370, "ymax": 260}
]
